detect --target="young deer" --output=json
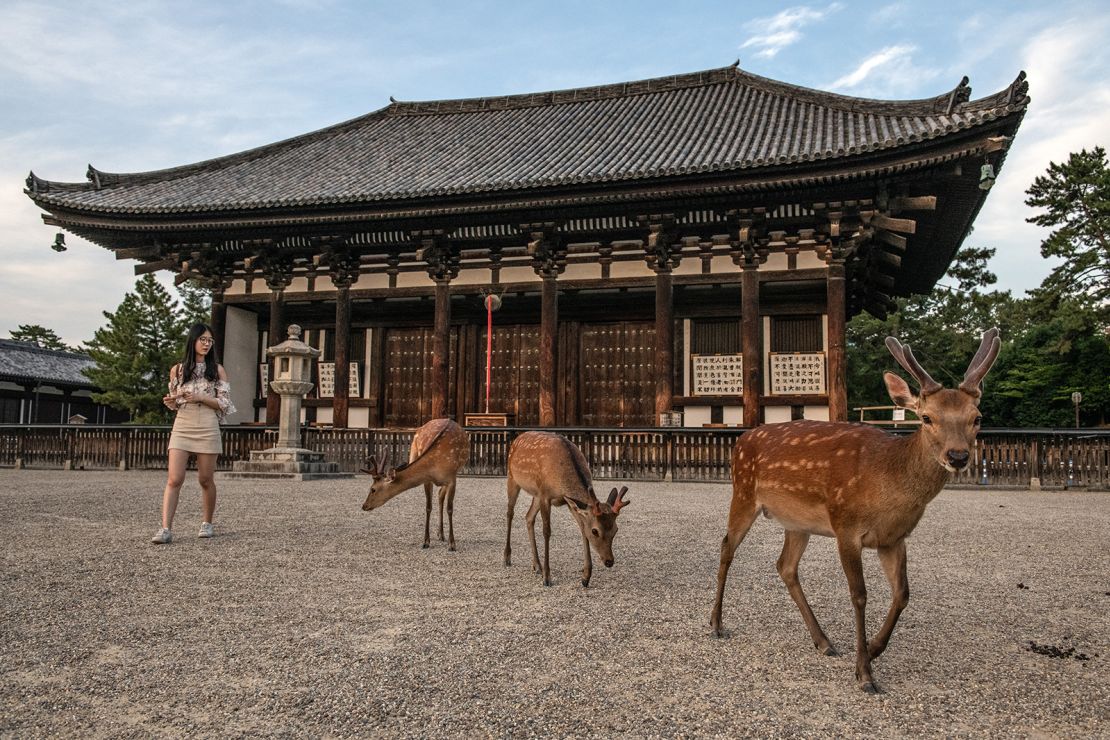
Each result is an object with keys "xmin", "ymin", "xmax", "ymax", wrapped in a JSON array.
[
  {"xmin": 505, "ymin": 431, "xmax": 630, "ymax": 587},
  {"xmin": 361, "ymin": 418, "xmax": 470, "ymax": 550},
  {"xmin": 710, "ymin": 328, "xmax": 1001, "ymax": 694}
]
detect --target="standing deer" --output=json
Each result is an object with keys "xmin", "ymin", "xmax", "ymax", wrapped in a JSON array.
[
  {"xmin": 505, "ymin": 431, "xmax": 630, "ymax": 587},
  {"xmin": 361, "ymin": 418, "xmax": 470, "ymax": 551},
  {"xmin": 710, "ymin": 328, "xmax": 1001, "ymax": 694}
]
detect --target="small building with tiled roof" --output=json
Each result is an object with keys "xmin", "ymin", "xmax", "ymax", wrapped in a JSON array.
[
  {"xmin": 0, "ymin": 340, "xmax": 126, "ymax": 424},
  {"xmin": 25, "ymin": 64, "xmax": 1029, "ymax": 430}
]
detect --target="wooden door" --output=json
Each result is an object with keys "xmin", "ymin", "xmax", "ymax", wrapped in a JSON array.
[{"xmin": 579, "ymin": 321, "xmax": 655, "ymax": 427}]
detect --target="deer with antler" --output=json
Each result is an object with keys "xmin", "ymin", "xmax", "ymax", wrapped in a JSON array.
[
  {"xmin": 505, "ymin": 431, "xmax": 630, "ymax": 587},
  {"xmin": 710, "ymin": 328, "xmax": 1001, "ymax": 694},
  {"xmin": 361, "ymin": 418, "xmax": 470, "ymax": 550}
]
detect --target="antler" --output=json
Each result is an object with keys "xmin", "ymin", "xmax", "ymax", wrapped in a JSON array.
[
  {"xmin": 958, "ymin": 327, "xmax": 1001, "ymax": 397},
  {"xmin": 607, "ymin": 486, "xmax": 630, "ymax": 513},
  {"xmin": 360, "ymin": 455, "xmax": 379, "ymax": 476},
  {"xmin": 884, "ymin": 336, "xmax": 943, "ymax": 396}
]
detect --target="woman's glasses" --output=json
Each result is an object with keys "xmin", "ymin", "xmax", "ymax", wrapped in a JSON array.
[{"xmin": 197, "ymin": 337, "xmax": 215, "ymax": 345}]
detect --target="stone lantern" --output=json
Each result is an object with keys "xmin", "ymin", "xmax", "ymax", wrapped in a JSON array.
[{"xmin": 222, "ymin": 324, "xmax": 352, "ymax": 481}]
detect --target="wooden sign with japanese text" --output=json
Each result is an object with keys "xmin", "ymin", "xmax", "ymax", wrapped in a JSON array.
[
  {"xmin": 769, "ymin": 352, "xmax": 826, "ymax": 395},
  {"xmin": 317, "ymin": 362, "xmax": 360, "ymax": 398},
  {"xmin": 691, "ymin": 354, "xmax": 743, "ymax": 396}
]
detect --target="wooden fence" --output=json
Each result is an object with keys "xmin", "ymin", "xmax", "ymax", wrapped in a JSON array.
[{"xmin": 0, "ymin": 424, "xmax": 1107, "ymax": 489}]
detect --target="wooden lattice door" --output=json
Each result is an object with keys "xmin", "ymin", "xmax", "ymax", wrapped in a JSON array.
[{"xmin": 579, "ymin": 322, "xmax": 655, "ymax": 427}]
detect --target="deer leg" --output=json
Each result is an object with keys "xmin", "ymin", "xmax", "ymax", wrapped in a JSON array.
[
  {"xmin": 869, "ymin": 539, "xmax": 909, "ymax": 660},
  {"xmin": 525, "ymin": 497, "xmax": 542, "ymax": 576},
  {"xmin": 422, "ymin": 483, "xmax": 433, "ymax": 549},
  {"xmin": 540, "ymin": 499, "xmax": 554, "ymax": 587},
  {"xmin": 505, "ymin": 478, "xmax": 521, "ymax": 567},
  {"xmin": 837, "ymin": 538, "xmax": 878, "ymax": 694},
  {"xmin": 445, "ymin": 480, "xmax": 457, "ymax": 552},
  {"xmin": 437, "ymin": 485, "xmax": 447, "ymax": 542},
  {"xmin": 709, "ymin": 499, "xmax": 759, "ymax": 638},
  {"xmin": 574, "ymin": 515, "xmax": 592, "ymax": 588},
  {"xmin": 777, "ymin": 531, "xmax": 837, "ymax": 656}
]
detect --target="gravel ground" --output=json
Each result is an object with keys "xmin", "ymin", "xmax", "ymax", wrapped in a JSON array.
[{"xmin": 1, "ymin": 469, "xmax": 1107, "ymax": 738}]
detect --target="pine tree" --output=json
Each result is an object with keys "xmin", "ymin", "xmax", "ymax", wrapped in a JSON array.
[
  {"xmin": 82, "ymin": 275, "xmax": 183, "ymax": 424},
  {"xmin": 177, "ymin": 278, "xmax": 212, "ymax": 328},
  {"xmin": 8, "ymin": 324, "xmax": 75, "ymax": 352}
]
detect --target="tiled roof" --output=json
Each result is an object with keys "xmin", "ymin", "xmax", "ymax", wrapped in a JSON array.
[
  {"xmin": 26, "ymin": 64, "xmax": 1029, "ymax": 215},
  {"xmin": 0, "ymin": 340, "xmax": 97, "ymax": 387}
]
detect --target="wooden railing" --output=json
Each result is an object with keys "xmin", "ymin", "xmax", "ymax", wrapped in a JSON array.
[{"xmin": 1, "ymin": 424, "xmax": 1107, "ymax": 489}]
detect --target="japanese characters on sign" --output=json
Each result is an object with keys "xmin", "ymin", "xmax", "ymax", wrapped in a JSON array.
[
  {"xmin": 769, "ymin": 352, "xmax": 826, "ymax": 395},
  {"xmin": 258, "ymin": 364, "xmax": 269, "ymax": 398},
  {"xmin": 317, "ymin": 362, "xmax": 361, "ymax": 398},
  {"xmin": 691, "ymin": 354, "xmax": 743, "ymax": 396}
]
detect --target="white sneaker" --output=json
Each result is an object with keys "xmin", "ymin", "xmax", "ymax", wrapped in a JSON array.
[
  {"xmin": 198, "ymin": 522, "xmax": 214, "ymax": 539},
  {"xmin": 151, "ymin": 527, "xmax": 172, "ymax": 544}
]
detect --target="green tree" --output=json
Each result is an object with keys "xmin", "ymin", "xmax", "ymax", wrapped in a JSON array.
[
  {"xmin": 1025, "ymin": 147, "xmax": 1110, "ymax": 313},
  {"xmin": 8, "ymin": 324, "xmax": 75, "ymax": 352},
  {"xmin": 82, "ymin": 275, "xmax": 183, "ymax": 424},
  {"xmin": 177, "ymin": 278, "xmax": 212, "ymax": 328},
  {"xmin": 846, "ymin": 247, "xmax": 1017, "ymax": 413}
]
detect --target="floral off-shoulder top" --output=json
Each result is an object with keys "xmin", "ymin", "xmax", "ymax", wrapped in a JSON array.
[{"xmin": 169, "ymin": 362, "xmax": 237, "ymax": 422}]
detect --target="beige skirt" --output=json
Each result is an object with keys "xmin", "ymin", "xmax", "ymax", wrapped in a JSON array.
[{"xmin": 168, "ymin": 402, "xmax": 222, "ymax": 455}]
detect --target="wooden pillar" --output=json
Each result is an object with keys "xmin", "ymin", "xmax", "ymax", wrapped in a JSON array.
[
  {"xmin": 415, "ymin": 231, "xmax": 458, "ymax": 421},
  {"xmin": 540, "ymin": 275, "xmax": 558, "ymax": 426},
  {"xmin": 642, "ymin": 216, "xmax": 680, "ymax": 425},
  {"xmin": 742, "ymin": 265, "xmax": 761, "ymax": 427},
  {"xmin": 209, "ymin": 287, "xmax": 227, "ymax": 359},
  {"xmin": 334, "ymin": 284, "xmax": 352, "ymax": 428},
  {"xmin": 266, "ymin": 289, "xmax": 285, "ymax": 425},
  {"xmin": 431, "ymin": 279, "xmax": 451, "ymax": 419},
  {"xmin": 827, "ymin": 259, "xmax": 848, "ymax": 422},
  {"xmin": 525, "ymin": 224, "xmax": 564, "ymax": 427}
]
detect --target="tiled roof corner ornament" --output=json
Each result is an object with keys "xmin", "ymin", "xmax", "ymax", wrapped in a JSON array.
[
  {"xmin": 1006, "ymin": 71, "xmax": 1029, "ymax": 106},
  {"xmin": 25, "ymin": 171, "xmax": 46, "ymax": 194},
  {"xmin": 945, "ymin": 76, "xmax": 972, "ymax": 115},
  {"xmin": 86, "ymin": 165, "xmax": 102, "ymax": 190}
]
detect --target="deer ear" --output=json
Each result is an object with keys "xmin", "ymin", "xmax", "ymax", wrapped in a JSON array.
[
  {"xmin": 564, "ymin": 497, "xmax": 587, "ymax": 515},
  {"xmin": 884, "ymin": 372, "xmax": 918, "ymax": 410},
  {"xmin": 386, "ymin": 467, "xmax": 398, "ymax": 482}
]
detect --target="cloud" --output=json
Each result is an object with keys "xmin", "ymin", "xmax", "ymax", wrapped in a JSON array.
[
  {"xmin": 827, "ymin": 44, "xmax": 930, "ymax": 95},
  {"xmin": 739, "ymin": 4, "xmax": 842, "ymax": 59}
]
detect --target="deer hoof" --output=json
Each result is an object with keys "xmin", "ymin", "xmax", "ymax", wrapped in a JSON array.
[
  {"xmin": 860, "ymin": 681, "xmax": 880, "ymax": 695},
  {"xmin": 822, "ymin": 645, "xmax": 839, "ymax": 657},
  {"xmin": 543, "ymin": 578, "xmax": 553, "ymax": 587},
  {"xmin": 448, "ymin": 544, "xmax": 457, "ymax": 552},
  {"xmin": 422, "ymin": 543, "xmax": 430, "ymax": 549},
  {"xmin": 581, "ymin": 578, "xmax": 590, "ymax": 587}
]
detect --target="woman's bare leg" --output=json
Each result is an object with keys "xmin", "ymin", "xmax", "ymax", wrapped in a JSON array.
[
  {"xmin": 161, "ymin": 449, "xmax": 190, "ymax": 529},
  {"xmin": 196, "ymin": 453, "xmax": 218, "ymax": 524}
]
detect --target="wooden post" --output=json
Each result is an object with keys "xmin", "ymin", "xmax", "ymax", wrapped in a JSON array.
[
  {"xmin": 642, "ymin": 215, "xmax": 680, "ymax": 426},
  {"xmin": 431, "ymin": 278, "xmax": 451, "ymax": 419},
  {"xmin": 540, "ymin": 275, "xmax": 558, "ymax": 426},
  {"xmin": 742, "ymin": 265, "xmax": 761, "ymax": 427},
  {"xmin": 334, "ymin": 284, "xmax": 351, "ymax": 428},
  {"xmin": 266, "ymin": 289, "xmax": 285, "ymax": 425},
  {"xmin": 827, "ymin": 260, "xmax": 848, "ymax": 422},
  {"xmin": 209, "ymin": 287, "xmax": 227, "ymax": 359}
]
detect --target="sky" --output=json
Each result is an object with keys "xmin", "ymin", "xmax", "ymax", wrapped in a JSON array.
[{"xmin": 2, "ymin": 0, "xmax": 1108, "ymax": 346}]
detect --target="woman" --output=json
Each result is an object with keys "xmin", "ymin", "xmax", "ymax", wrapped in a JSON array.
[{"xmin": 152, "ymin": 323, "xmax": 237, "ymax": 544}]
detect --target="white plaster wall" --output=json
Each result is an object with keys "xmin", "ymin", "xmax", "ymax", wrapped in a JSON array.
[
  {"xmin": 710, "ymin": 255, "xmax": 738, "ymax": 274},
  {"xmin": 355, "ymin": 273, "xmax": 390, "ymax": 290},
  {"xmin": 683, "ymin": 406, "xmax": 711, "ymax": 427},
  {"xmin": 499, "ymin": 266, "xmax": 537, "ymax": 284},
  {"xmin": 672, "ymin": 257, "xmax": 703, "ymax": 276},
  {"xmin": 349, "ymin": 407, "xmax": 370, "ymax": 428},
  {"xmin": 225, "ymin": 280, "xmax": 246, "ymax": 296},
  {"xmin": 315, "ymin": 407, "xmax": 333, "ymax": 425},
  {"xmin": 804, "ymin": 405, "xmax": 830, "ymax": 421},
  {"xmin": 562, "ymin": 263, "xmax": 596, "ymax": 280},
  {"xmin": 723, "ymin": 406, "xmax": 744, "ymax": 425},
  {"xmin": 222, "ymin": 305, "xmax": 258, "ymax": 426},
  {"xmin": 761, "ymin": 253, "xmax": 788, "ymax": 271},
  {"xmin": 609, "ymin": 260, "xmax": 653, "ymax": 279},
  {"xmin": 0, "ymin": 381, "xmax": 22, "ymax": 392},
  {"xmin": 764, "ymin": 406, "xmax": 792, "ymax": 424},
  {"xmin": 453, "ymin": 268, "xmax": 489, "ymax": 286},
  {"xmin": 396, "ymin": 271, "xmax": 433, "ymax": 288},
  {"xmin": 797, "ymin": 251, "xmax": 826, "ymax": 270},
  {"xmin": 288, "ymin": 276, "xmax": 310, "ymax": 293},
  {"xmin": 314, "ymin": 275, "xmax": 336, "ymax": 292}
]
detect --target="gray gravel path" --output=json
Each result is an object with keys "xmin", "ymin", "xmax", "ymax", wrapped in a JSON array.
[{"xmin": 1, "ymin": 470, "xmax": 1107, "ymax": 738}]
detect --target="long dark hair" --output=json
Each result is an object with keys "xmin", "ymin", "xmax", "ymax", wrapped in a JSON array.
[{"xmin": 180, "ymin": 323, "xmax": 220, "ymax": 382}]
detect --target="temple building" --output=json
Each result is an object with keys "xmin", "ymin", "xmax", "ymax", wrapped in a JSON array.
[{"xmin": 25, "ymin": 64, "xmax": 1029, "ymax": 429}]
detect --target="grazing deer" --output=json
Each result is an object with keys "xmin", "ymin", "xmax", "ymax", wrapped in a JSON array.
[
  {"xmin": 505, "ymin": 431, "xmax": 630, "ymax": 587},
  {"xmin": 710, "ymin": 328, "xmax": 1001, "ymax": 694},
  {"xmin": 361, "ymin": 418, "xmax": 470, "ymax": 551}
]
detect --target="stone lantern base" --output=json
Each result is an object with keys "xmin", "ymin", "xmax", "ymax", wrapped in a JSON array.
[{"xmin": 220, "ymin": 447, "xmax": 354, "ymax": 481}]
